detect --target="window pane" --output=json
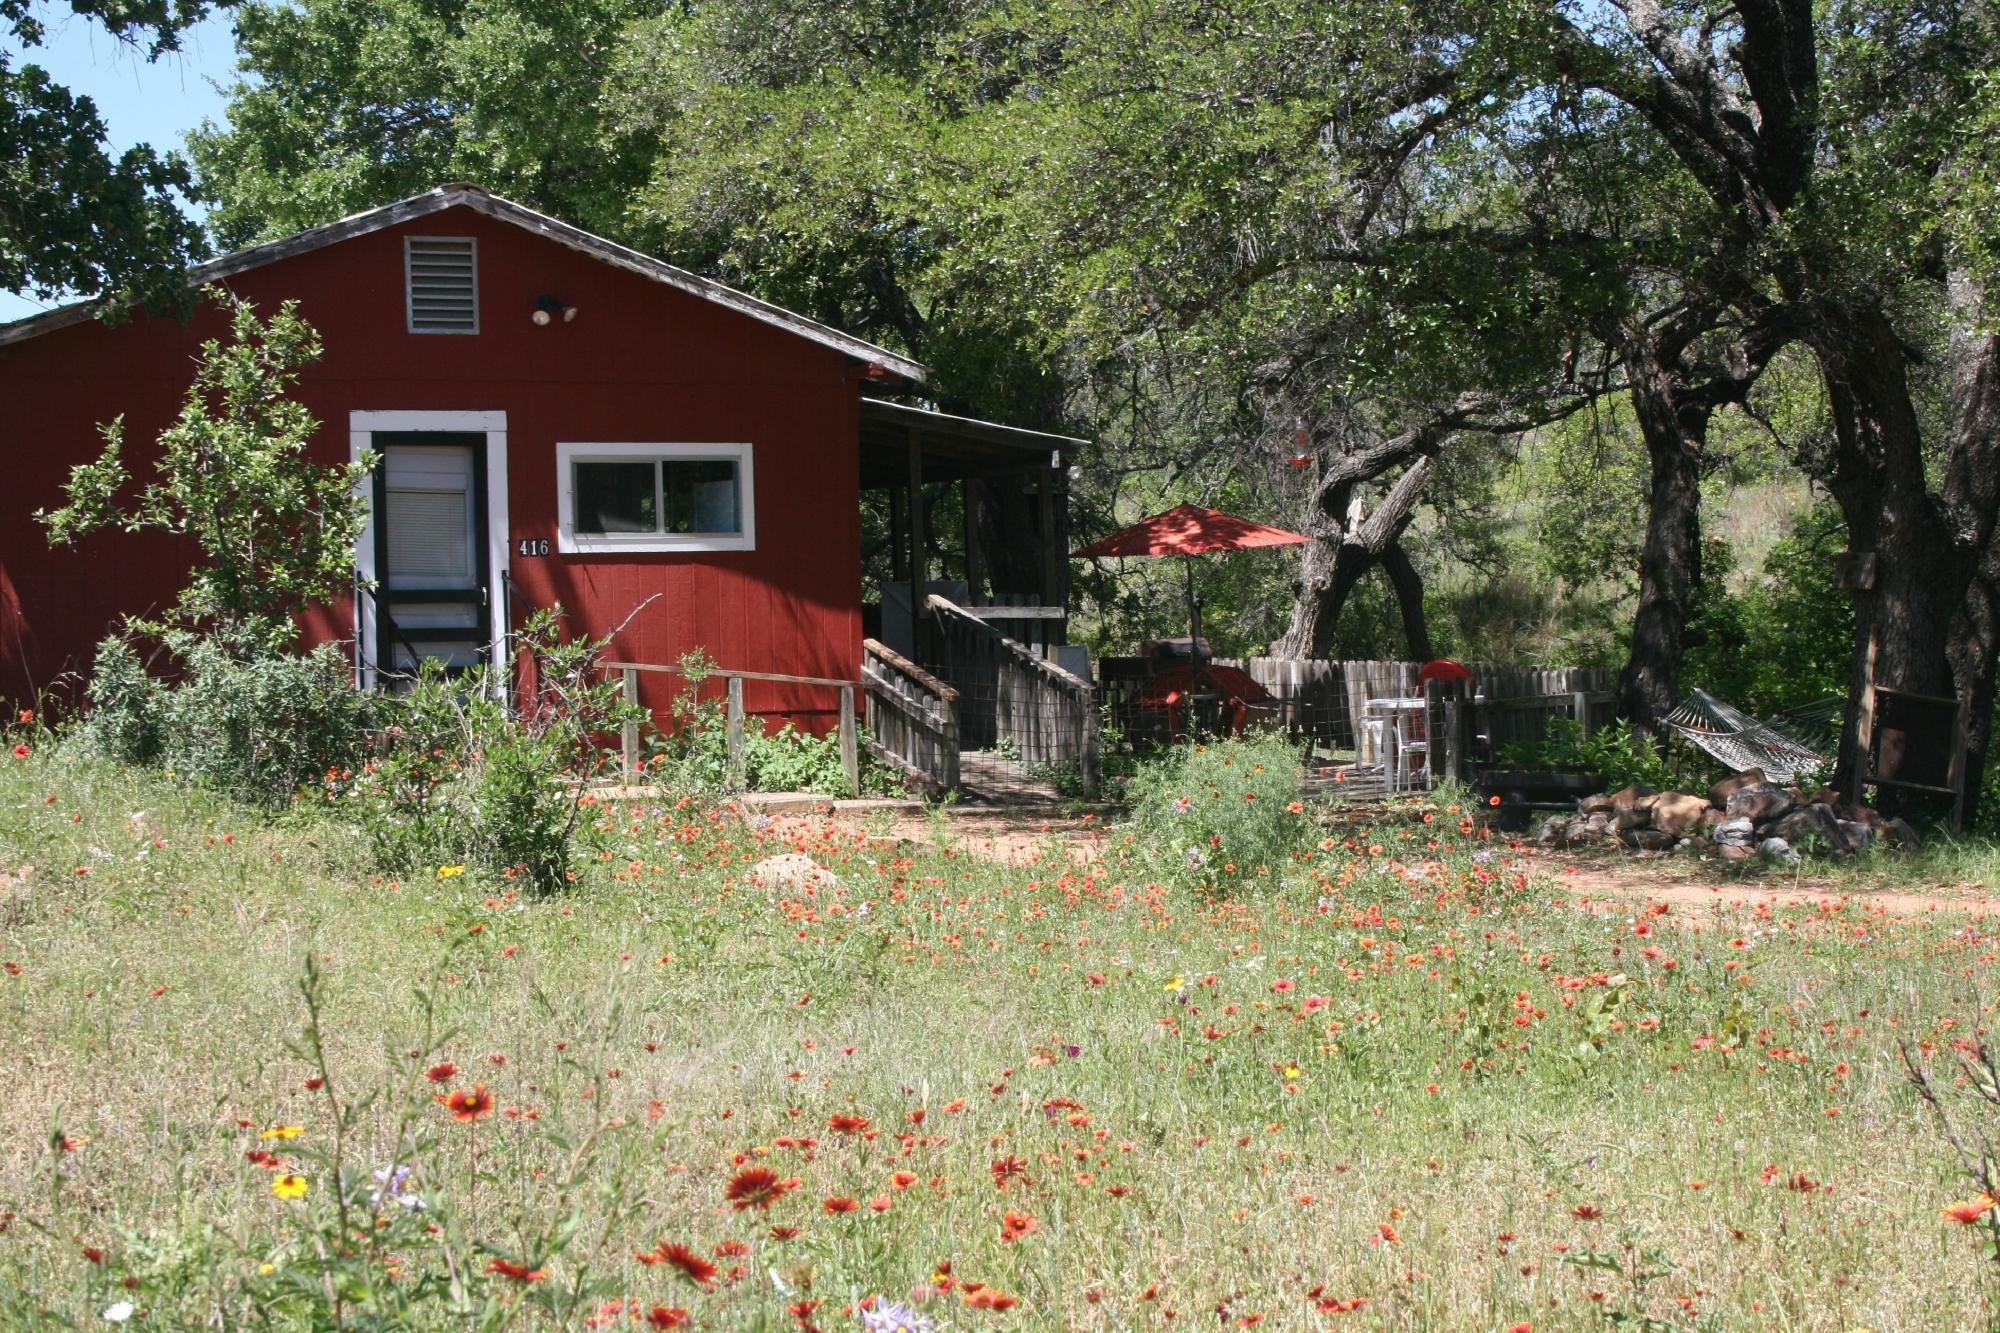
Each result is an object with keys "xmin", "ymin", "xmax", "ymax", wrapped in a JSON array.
[
  {"xmin": 574, "ymin": 461, "xmax": 657, "ymax": 534},
  {"xmin": 663, "ymin": 459, "xmax": 740, "ymax": 534}
]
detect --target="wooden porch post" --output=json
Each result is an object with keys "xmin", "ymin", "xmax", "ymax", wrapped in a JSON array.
[
  {"xmin": 1037, "ymin": 461, "xmax": 1062, "ymax": 619},
  {"xmin": 963, "ymin": 476, "xmax": 984, "ymax": 603},
  {"xmin": 908, "ymin": 427, "xmax": 927, "ymax": 660}
]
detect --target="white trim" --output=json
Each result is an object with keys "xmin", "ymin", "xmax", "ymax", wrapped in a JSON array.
[
  {"xmin": 349, "ymin": 410, "xmax": 510, "ymax": 688},
  {"xmin": 555, "ymin": 441, "xmax": 756, "ymax": 554}
]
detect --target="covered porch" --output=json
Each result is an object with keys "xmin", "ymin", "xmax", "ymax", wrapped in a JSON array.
[
  {"xmin": 857, "ymin": 399, "xmax": 1082, "ymax": 671},
  {"xmin": 855, "ymin": 399, "xmax": 1100, "ymax": 796}
]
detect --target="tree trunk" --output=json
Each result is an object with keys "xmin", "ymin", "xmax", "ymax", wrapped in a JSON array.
[
  {"xmin": 1944, "ymin": 272, "xmax": 2000, "ymax": 820},
  {"xmin": 1816, "ymin": 307, "xmax": 1968, "ymax": 811},
  {"xmin": 1379, "ymin": 541, "xmax": 1435, "ymax": 661},
  {"xmin": 1274, "ymin": 455, "xmax": 1435, "ymax": 658},
  {"xmin": 1617, "ymin": 349, "xmax": 1711, "ymax": 730}
]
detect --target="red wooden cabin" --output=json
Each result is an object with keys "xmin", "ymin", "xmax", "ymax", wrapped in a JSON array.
[{"xmin": 0, "ymin": 184, "xmax": 1082, "ymax": 770}]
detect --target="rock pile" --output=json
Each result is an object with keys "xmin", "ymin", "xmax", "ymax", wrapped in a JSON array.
[{"xmin": 1537, "ymin": 768, "xmax": 1921, "ymax": 864}]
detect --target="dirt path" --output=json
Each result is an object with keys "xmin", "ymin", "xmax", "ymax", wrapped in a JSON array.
[
  {"xmin": 1514, "ymin": 847, "xmax": 1999, "ymax": 917},
  {"xmin": 769, "ymin": 805, "xmax": 1999, "ymax": 915}
]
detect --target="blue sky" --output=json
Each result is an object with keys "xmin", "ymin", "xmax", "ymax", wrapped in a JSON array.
[{"xmin": 1, "ymin": 10, "xmax": 239, "ymax": 322}]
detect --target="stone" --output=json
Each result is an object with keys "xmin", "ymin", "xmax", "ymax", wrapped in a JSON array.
[
  {"xmin": 1808, "ymin": 786, "xmax": 1844, "ymax": 809},
  {"xmin": 1717, "ymin": 842, "xmax": 1755, "ymax": 863},
  {"xmin": 1887, "ymin": 817, "xmax": 1925, "ymax": 853},
  {"xmin": 1621, "ymin": 827, "xmax": 1677, "ymax": 852},
  {"xmin": 1608, "ymin": 783, "xmax": 1658, "ymax": 814},
  {"xmin": 1708, "ymin": 769, "xmax": 1768, "ymax": 809},
  {"xmin": 1841, "ymin": 803, "xmax": 1890, "ymax": 832},
  {"xmin": 1724, "ymin": 782, "xmax": 1795, "ymax": 825},
  {"xmin": 1650, "ymin": 792, "xmax": 1711, "ymax": 838},
  {"xmin": 1768, "ymin": 804, "xmax": 1853, "ymax": 857},
  {"xmin": 1839, "ymin": 821, "xmax": 1876, "ymax": 852},
  {"xmin": 1712, "ymin": 816, "xmax": 1756, "ymax": 847},
  {"xmin": 1577, "ymin": 792, "xmax": 1617, "ymax": 816},
  {"xmin": 745, "ymin": 853, "xmax": 840, "ymax": 893},
  {"xmin": 1537, "ymin": 816, "xmax": 1573, "ymax": 848},
  {"xmin": 1580, "ymin": 812, "xmax": 1615, "ymax": 841},
  {"xmin": 1698, "ymin": 808, "xmax": 1727, "ymax": 830},
  {"xmin": 1759, "ymin": 836, "xmax": 1801, "ymax": 867}
]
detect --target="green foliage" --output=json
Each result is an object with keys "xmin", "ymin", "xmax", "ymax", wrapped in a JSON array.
[
  {"xmin": 341, "ymin": 662, "xmax": 501, "ymax": 874},
  {"xmin": 1, "ymin": 1, "xmax": 211, "ymax": 311},
  {"xmin": 38, "ymin": 290, "xmax": 372, "ymax": 650},
  {"xmin": 83, "ymin": 624, "xmax": 373, "ymax": 807},
  {"xmin": 1683, "ymin": 503, "xmax": 1855, "ymax": 719},
  {"xmin": 1503, "ymin": 718, "xmax": 1717, "ymax": 795},
  {"xmin": 1118, "ymin": 732, "xmax": 1310, "ymax": 891},
  {"xmin": 188, "ymin": 0, "xmax": 662, "ymax": 249}
]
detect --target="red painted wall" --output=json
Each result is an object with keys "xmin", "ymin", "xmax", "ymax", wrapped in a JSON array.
[{"xmin": 0, "ymin": 205, "xmax": 864, "ymax": 730}]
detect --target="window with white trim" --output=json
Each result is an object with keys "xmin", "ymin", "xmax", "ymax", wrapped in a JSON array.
[{"xmin": 556, "ymin": 442, "xmax": 755, "ymax": 553}]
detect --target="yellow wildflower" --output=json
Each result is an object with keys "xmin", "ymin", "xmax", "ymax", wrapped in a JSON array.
[{"xmin": 271, "ymin": 1174, "xmax": 309, "ymax": 1201}]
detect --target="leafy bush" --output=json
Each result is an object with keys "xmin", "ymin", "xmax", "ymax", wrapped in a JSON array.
[
  {"xmin": 78, "ymin": 633, "xmax": 164, "ymax": 765},
  {"xmin": 1499, "ymin": 717, "xmax": 1717, "ymax": 793},
  {"xmin": 341, "ymin": 663, "xmax": 500, "ymax": 874},
  {"xmin": 1118, "ymin": 732, "xmax": 1310, "ymax": 890},
  {"xmin": 84, "ymin": 625, "xmax": 371, "ymax": 806}
]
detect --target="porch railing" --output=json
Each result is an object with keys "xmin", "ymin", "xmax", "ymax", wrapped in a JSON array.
[
  {"xmin": 927, "ymin": 595, "xmax": 1099, "ymax": 793},
  {"xmin": 604, "ymin": 661, "xmax": 860, "ymax": 793},
  {"xmin": 861, "ymin": 638, "xmax": 960, "ymax": 793}
]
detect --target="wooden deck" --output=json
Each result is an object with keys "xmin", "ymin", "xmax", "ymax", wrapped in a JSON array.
[{"xmin": 956, "ymin": 749, "xmax": 1072, "ymax": 806}]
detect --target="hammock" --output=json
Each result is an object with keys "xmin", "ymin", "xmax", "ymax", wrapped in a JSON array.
[{"xmin": 1661, "ymin": 688, "xmax": 1842, "ymax": 785}]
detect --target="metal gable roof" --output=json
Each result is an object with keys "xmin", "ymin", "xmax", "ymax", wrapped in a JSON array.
[{"xmin": 0, "ymin": 183, "xmax": 930, "ymax": 382}]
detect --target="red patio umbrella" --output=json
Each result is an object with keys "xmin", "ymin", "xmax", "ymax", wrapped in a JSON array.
[{"xmin": 1071, "ymin": 503, "xmax": 1309, "ymax": 669}]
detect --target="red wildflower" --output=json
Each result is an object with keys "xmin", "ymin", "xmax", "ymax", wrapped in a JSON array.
[
  {"xmin": 441, "ymin": 1085, "xmax": 495, "ymax": 1122},
  {"xmin": 990, "ymin": 1156, "xmax": 1029, "ymax": 1190},
  {"xmin": 425, "ymin": 1062, "xmax": 458, "ymax": 1083},
  {"xmin": 643, "ymin": 1307, "xmax": 691, "ymax": 1329},
  {"xmin": 10, "ymin": 743, "xmax": 29, "ymax": 760},
  {"xmin": 657, "ymin": 1242, "xmax": 718, "ymax": 1286},
  {"xmin": 1945, "ymin": 1195, "xmax": 1996, "ymax": 1224},
  {"xmin": 485, "ymin": 1258, "xmax": 546, "ymax": 1283},
  {"xmin": 726, "ymin": 1165, "xmax": 797, "ymax": 1211},
  {"xmin": 964, "ymin": 1287, "xmax": 1019, "ymax": 1311},
  {"xmin": 1000, "ymin": 1209, "xmax": 1038, "ymax": 1243},
  {"xmin": 823, "ymin": 1195, "xmax": 860, "ymax": 1214},
  {"xmin": 827, "ymin": 1113, "xmax": 872, "ymax": 1135},
  {"xmin": 1571, "ymin": 1205, "xmax": 1603, "ymax": 1221}
]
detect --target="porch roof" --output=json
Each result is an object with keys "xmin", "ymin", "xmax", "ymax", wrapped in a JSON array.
[{"xmin": 859, "ymin": 399, "xmax": 1084, "ymax": 487}]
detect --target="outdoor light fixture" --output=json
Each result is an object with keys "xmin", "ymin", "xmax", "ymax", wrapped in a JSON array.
[{"xmin": 531, "ymin": 294, "xmax": 577, "ymax": 326}]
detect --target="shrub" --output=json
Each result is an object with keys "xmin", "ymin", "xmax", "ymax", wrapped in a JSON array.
[
  {"xmin": 1118, "ymin": 732, "xmax": 1310, "ymax": 890},
  {"xmin": 1499, "ymin": 717, "xmax": 1717, "ymax": 793},
  {"xmin": 78, "ymin": 633, "xmax": 164, "ymax": 765},
  {"xmin": 83, "ymin": 625, "xmax": 371, "ymax": 806},
  {"xmin": 342, "ymin": 663, "xmax": 500, "ymax": 873}
]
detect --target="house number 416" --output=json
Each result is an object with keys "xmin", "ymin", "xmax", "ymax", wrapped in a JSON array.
[{"xmin": 516, "ymin": 538, "xmax": 550, "ymax": 557}]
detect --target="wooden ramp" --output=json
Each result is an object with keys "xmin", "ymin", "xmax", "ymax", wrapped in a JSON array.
[{"xmin": 957, "ymin": 749, "xmax": 1071, "ymax": 806}]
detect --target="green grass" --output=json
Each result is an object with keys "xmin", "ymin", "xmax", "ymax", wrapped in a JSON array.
[{"xmin": 1, "ymin": 748, "xmax": 1996, "ymax": 1328}]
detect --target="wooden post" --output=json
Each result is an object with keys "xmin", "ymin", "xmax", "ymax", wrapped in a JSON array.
[
  {"xmin": 838, "ymin": 684, "xmax": 859, "ymax": 795},
  {"xmin": 621, "ymin": 667, "xmax": 641, "ymax": 775},
  {"xmin": 939, "ymin": 690, "xmax": 961, "ymax": 793},
  {"xmin": 1441, "ymin": 681, "xmax": 1464, "ymax": 786},
  {"xmin": 1037, "ymin": 464, "xmax": 1063, "ymax": 618},
  {"xmin": 908, "ymin": 427, "xmax": 927, "ymax": 661},
  {"xmin": 725, "ymin": 675, "xmax": 746, "ymax": 791},
  {"xmin": 1572, "ymin": 689, "xmax": 1590, "ymax": 737},
  {"xmin": 963, "ymin": 476, "xmax": 984, "ymax": 602}
]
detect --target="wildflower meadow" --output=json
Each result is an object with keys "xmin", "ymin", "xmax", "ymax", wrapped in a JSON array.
[{"xmin": 1, "ymin": 742, "xmax": 1995, "ymax": 1329}]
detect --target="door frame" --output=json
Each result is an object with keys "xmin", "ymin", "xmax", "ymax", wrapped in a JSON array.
[{"xmin": 349, "ymin": 410, "xmax": 510, "ymax": 689}]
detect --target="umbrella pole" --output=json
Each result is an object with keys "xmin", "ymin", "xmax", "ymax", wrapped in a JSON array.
[{"xmin": 1185, "ymin": 555, "xmax": 1206, "ymax": 679}]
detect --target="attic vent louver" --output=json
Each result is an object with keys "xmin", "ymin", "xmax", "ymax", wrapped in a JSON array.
[{"xmin": 405, "ymin": 236, "xmax": 478, "ymax": 333}]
